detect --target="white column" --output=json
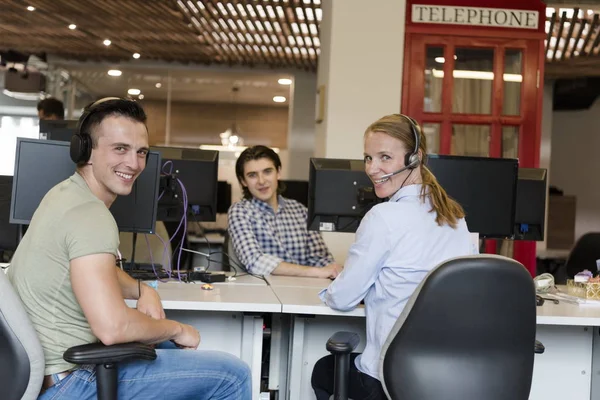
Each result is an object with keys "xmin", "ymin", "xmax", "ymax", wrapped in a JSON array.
[
  {"xmin": 315, "ymin": 0, "xmax": 407, "ymax": 262},
  {"xmin": 537, "ymin": 81, "xmax": 553, "ymax": 253},
  {"xmin": 284, "ymin": 71, "xmax": 318, "ymax": 180}
]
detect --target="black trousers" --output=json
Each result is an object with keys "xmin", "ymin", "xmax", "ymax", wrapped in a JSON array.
[{"xmin": 311, "ymin": 353, "xmax": 386, "ymax": 400}]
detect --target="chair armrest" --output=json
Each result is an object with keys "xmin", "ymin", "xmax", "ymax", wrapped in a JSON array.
[
  {"xmin": 534, "ymin": 340, "xmax": 545, "ymax": 354},
  {"xmin": 64, "ymin": 342, "xmax": 157, "ymax": 365},
  {"xmin": 326, "ymin": 331, "xmax": 360, "ymax": 354}
]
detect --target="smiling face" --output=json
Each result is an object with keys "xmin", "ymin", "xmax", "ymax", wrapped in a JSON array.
[
  {"xmin": 85, "ymin": 115, "xmax": 149, "ymax": 206},
  {"xmin": 241, "ymin": 157, "xmax": 281, "ymax": 208},
  {"xmin": 364, "ymin": 130, "xmax": 420, "ymax": 198}
]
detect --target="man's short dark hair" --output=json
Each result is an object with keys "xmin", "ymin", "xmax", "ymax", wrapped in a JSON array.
[
  {"xmin": 37, "ymin": 97, "xmax": 65, "ymax": 119},
  {"xmin": 235, "ymin": 145, "xmax": 284, "ymax": 200},
  {"xmin": 75, "ymin": 98, "xmax": 148, "ymax": 167}
]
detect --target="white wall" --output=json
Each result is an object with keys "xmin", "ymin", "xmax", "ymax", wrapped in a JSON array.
[
  {"xmin": 550, "ymin": 94, "xmax": 600, "ymax": 240},
  {"xmin": 315, "ymin": 0, "xmax": 407, "ymax": 263}
]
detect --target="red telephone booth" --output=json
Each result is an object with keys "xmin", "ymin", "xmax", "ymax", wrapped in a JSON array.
[{"xmin": 402, "ymin": 0, "xmax": 547, "ymax": 275}]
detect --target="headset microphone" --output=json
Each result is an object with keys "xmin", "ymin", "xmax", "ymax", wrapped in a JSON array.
[{"xmin": 378, "ymin": 158, "xmax": 420, "ymax": 180}]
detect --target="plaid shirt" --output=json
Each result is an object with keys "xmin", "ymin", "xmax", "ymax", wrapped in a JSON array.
[{"xmin": 227, "ymin": 195, "xmax": 334, "ymax": 275}]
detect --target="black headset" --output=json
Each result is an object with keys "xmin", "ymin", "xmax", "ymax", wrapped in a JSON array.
[
  {"xmin": 400, "ymin": 114, "xmax": 421, "ymax": 169},
  {"xmin": 69, "ymin": 97, "xmax": 129, "ymax": 164}
]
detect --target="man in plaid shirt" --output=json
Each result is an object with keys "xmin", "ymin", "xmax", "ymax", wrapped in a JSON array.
[{"xmin": 228, "ymin": 146, "xmax": 343, "ymax": 277}]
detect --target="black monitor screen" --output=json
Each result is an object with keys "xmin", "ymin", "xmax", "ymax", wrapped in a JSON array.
[
  {"xmin": 514, "ymin": 168, "xmax": 547, "ymax": 241},
  {"xmin": 0, "ymin": 175, "xmax": 19, "ymax": 252},
  {"xmin": 281, "ymin": 180, "xmax": 309, "ymax": 207},
  {"xmin": 10, "ymin": 138, "xmax": 161, "ymax": 234},
  {"xmin": 39, "ymin": 120, "xmax": 78, "ymax": 142},
  {"xmin": 426, "ymin": 154, "xmax": 519, "ymax": 238},
  {"xmin": 217, "ymin": 181, "xmax": 232, "ymax": 214},
  {"xmin": 308, "ymin": 158, "xmax": 376, "ymax": 233},
  {"xmin": 151, "ymin": 146, "xmax": 218, "ymax": 223}
]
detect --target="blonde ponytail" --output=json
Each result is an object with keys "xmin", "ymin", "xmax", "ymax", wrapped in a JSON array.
[{"xmin": 420, "ymin": 164, "xmax": 465, "ymax": 228}]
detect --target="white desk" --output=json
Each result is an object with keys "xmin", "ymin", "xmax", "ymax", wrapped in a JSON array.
[
  {"xmin": 128, "ymin": 279, "xmax": 279, "ymax": 400},
  {"xmin": 270, "ymin": 277, "xmax": 600, "ymax": 400}
]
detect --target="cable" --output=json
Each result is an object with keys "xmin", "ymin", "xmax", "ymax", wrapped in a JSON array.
[
  {"xmin": 534, "ymin": 273, "xmax": 555, "ymax": 294},
  {"xmin": 180, "ymin": 247, "xmax": 267, "ymax": 282}
]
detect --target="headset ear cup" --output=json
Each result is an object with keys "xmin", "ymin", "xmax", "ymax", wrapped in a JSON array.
[{"xmin": 70, "ymin": 133, "xmax": 92, "ymax": 164}]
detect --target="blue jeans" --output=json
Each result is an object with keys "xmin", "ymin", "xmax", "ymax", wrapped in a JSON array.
[{"xmin": 38, "ymin": 342, "xmax": 252, "ymax": 399}]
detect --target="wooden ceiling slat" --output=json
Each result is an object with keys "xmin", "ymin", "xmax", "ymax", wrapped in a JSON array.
[
  {"xmin": 0, "ymin": 0, "xmax": 318, "ymax": 71},
  {"xmin": 552, "ymin": 11, "xmax": 567, "ymax": 62},
  {"xmin": 569, "ymin": 17, "xmax": 588, "ymax": 58},
  {"xmin": 206, "ymin": 0, "xmax": 251, "ymax": 66},
  {"xmin": 581, "ymin": 14, "xmax": 599, "ymax": 56},
  {"xmin": 561, "ymin": 8, "xmax": 579, "ymax": 60},
  {"xmin": 243, "ymin": 1, "xmax": 277, "ymax": 66},
  {"xmin": 233, "ymin": 0, "xmax": 270, "ymax": 66},
  {"xmin": 267, "ymin": 0, "xmax": 295, "ymax": 68},
  {"xmin": 545, "ymin": 13, "xmax": 556, "ymax": 55}
]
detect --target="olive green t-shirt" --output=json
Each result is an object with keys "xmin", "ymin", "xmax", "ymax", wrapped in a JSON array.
[{"xmin": 8, "ymin": 172, "xmax": 119, "ymax": 375}]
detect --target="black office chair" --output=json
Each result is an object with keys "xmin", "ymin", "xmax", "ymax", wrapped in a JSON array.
[
  {"xmin": 0, "ymin": 271, "xmax": 157, "ymax": 400},
  {"xmin": 565, "ymin": 232, "xmax": 600, "ymax": 279},
  {"xmin": 326, "ymin": 255, "xmax": 544, "ymax": 400}
]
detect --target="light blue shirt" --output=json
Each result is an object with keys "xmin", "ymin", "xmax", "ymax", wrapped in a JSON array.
[{"xmin": 319, "ymin": 184, "xmax": 474, "ymax": 380}]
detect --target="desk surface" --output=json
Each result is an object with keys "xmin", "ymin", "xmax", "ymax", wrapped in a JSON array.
[
  {"xmin": 270, "ymin": 285, "xmax": 365, "ymax": 317},
  {"xmin": 127, "ymin": 280, "xmax": 281, "ymax": 313},
  {"xmin": 537, "ymin": 301, "xmax": 600, "ymax": 326},
  {"xmin": 265, "ymin": 275, "xmax": 332, "ymax": 289}
]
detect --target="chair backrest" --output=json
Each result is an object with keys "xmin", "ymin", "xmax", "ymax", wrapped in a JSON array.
[
  {"xmin": 565, "ymin": 232, "xmax": 600, "ymax": 279},
  {"xmin": 0, "ymin": 270, "xmax": 45, "ymax": 400},
  {"xmin": 224, "ymin": 232, "xmax": 242, "ymax": 272},
  {"xmin": 380, "ymin": 255, "xmax": 536, "ymax": 400}
]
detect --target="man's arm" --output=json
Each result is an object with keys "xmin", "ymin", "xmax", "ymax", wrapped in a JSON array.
[
  {"xmin": 115, "ymin": 267, "xmax": 165, "ymax": 320},
  {"xmin": 272, "ymin": 261, "xmax": 342, "ymax": 278},
  {"xmin": 71, "ymin": 253, "xmax": 198, "ymax": 348}
]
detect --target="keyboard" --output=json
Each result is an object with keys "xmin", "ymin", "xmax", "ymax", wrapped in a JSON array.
[{"xmin": 122, "ymin": 263, "xmax": 174, "ymax": 280}]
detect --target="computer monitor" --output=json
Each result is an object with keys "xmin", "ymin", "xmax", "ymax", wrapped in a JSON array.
[
  {"xmin": 426, "ymin": 154, "xmax": 519, "ymax": 238},
  {"xmin": 10, "ymin": 138, "xmax": 161, "ymax": 234},
  {"xmin": 307, "ymin": 158, "xmax": 377, "ymax": 233},
  {"xmin": 0, "ymin": 176, "xmax": 19, "ymax": 255},
  {"xmin": 281, "ymin": 180, "xmax": 309, "ymax": 207},
  {"xmin": 513, "ymin": 168, "xmax": 547, "ymax": 241},
  {"xmin": 39, "ymin": 120, "xmax": 78, "ymax": 142},
  {"xmin": 150, "ymin": 146, "xmax": 219, "ymax": 223},
  {"xmin": 217, "ymin": 181, "xmax": 232, "ymax": 214}
]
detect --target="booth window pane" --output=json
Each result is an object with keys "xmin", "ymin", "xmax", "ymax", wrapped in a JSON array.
[
  {"xmin": 451, "ymin": 124, "xmax": 490, "ymax": 157},
  {"xmin": 424, "ymin": 46, "xmax": 444, "ymax": 113},
  {"xmin": 422, "ymin": 123, "xmax": 440, "ymax": 154},
  {"xmin": 452, "ymin": 48, "xmax": 494, "ymax": 115},
  {"xmin": 502, "ymin": 126, "xmax": 519, "ymax": 159}
]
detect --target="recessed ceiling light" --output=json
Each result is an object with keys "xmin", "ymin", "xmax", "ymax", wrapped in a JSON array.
[
  {"xmin": 138, "ymin": 94, "xmax": 145, "ymax": 100},
  {"xmin": 103, "ymin": 39, "xmax": 111, "ymax": 46},
  {"xmin": 128, "ymin": 88, "xmax": 141, "ymax": 95},
  {"xmin": 278, "ymin": 78, "xmax": 292, "ymax": 85},
  {"xmin": 273, "ymin": 96, "xmax": 286, "ymax": 103},
  {"xmin": 107, "ymin": 69, "xmax": 122, "ymax": 77},
  {"xmin": 155, "ymin": 83, "xmax": 162, "ymax": 88},
  {"xmin": 132, "ymin": 53, "xmax": 140, "ymax": 59},
  {"xmin": 68, "ymin": 24, "xmax": 77, "ymax": 30},
  {"xmin": 27, "ymin": 6, "xmax": 35, "ymax": 11}
]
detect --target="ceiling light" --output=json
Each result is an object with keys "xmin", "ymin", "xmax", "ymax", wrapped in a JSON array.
[
  {"xmin": 103, "ymin": 39, "xmax": 111, "ymax": 46},
  {"xmin": 68, "ymin": 24, "xmax": 77, "ymax": 30},
  {"xmin": 128, "ymin": 88, "xmax": 141, "ymax": 95},
  {"xmin": 138, "ymin": 94, "xmax": 144, "ymax": 100},
  {"xmin": 278, "ymin": 78, "xmax": 292, "ymax": 85},
  {"xmin": 27, "ymin": 6, "xmax": 35, "ymax": 11},
  {"xmin": 132, "ymin": 53, "xmax": 140, "ymax": 59},
  {"xmin": 273, "ymin": 96, "xmax": 286, "ymax": 103},
  {"xmin": 155, "ymin": 83, "xmax": 162, "ymax": 88},
  {"xmin": 107, "ymin": 69, "xmax": 122, "ymax": 77}
]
